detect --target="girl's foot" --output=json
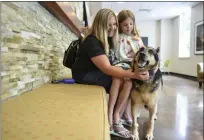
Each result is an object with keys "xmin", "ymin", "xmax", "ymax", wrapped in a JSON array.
[
  {"xmin": 121, "ymin": 113, "xmax": 133, "ymax": 125},
  {"xmin": 110, "ymin": 120, "xmax": 132, "ymax": 138}
]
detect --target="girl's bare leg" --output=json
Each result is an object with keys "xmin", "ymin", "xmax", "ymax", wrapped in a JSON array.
[{"xmin": 122, "ymin": 98, "xmax": 132, "ymax": 122}]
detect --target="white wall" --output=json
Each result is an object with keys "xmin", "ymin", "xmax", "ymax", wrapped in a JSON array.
[
  {"xmin": 86, "ymin": 2, "xmax": 103, "ymax": 26},
  {"xmin": 160, "ymin": 19, "xmax": 173, "ymax": 72},
  {"xmin": 172, "ymin": 16, "xmax": 180, "ymax": 73},
  {"xmin": 156, "ymin": 20, "xmax": 161, "ymax": 49},
  {"xmin": 171, "ymin": 3, "xmax": 203, "ymax": 76},
  {"xmin": 137, "ymin": 20, "xmax": 158, "ymax": 48}
]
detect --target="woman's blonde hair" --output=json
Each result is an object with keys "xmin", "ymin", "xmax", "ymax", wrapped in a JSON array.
[
  {"xmin": 84, "ymin": 8, "xmax": 118, "ymax": 55},
  {"xmin": 117, "ymin": 10, "xmax": 140, "ymax": 37}
]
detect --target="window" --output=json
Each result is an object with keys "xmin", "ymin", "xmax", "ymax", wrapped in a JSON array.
[{"xmin": 179, "ymin": 9, "xmax": 191, "ymax": 58}]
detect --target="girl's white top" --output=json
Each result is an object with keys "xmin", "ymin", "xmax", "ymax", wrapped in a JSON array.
[{"xmin": 116, "ymin": 33, "xmax": 143, "ymax": 62}]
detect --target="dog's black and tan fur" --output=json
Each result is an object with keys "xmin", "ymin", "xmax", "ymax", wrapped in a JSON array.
[{"xmin": 131, "ymin": 47, "xmax": 163, "ymax": 140}]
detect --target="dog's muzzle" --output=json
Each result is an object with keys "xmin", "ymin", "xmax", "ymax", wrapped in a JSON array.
[{"xmin": 137, "ymin": 53, "xmax": 149, "ymax": 68}]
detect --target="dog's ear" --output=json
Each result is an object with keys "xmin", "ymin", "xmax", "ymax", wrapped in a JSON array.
[
  {"xmin": 156, "ymin": 47, "xmax": 160, "ymax": 53},
  {"xmin": 153, "ymin": 47, "xmax": 160, "ymax": 62}
]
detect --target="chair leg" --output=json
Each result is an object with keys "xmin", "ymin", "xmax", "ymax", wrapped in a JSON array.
[{"xmin": 199, "ymin": 82, "xmax": 202, "ymax": 88}]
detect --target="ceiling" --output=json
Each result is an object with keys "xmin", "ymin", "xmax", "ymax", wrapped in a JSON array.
[{"xmin": 87, "ymin": 2, "xmax": 201, "ymax": 21}]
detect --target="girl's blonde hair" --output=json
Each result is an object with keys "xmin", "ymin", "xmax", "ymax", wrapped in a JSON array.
[
  {"xmin": 84, "ymin": 8, "xmax": 118, "ymax": 55},
  {"xmin": 117, "ymin": 10, "xmax": 140, "ymax": 37}
]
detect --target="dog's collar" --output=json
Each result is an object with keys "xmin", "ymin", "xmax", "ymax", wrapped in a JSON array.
[
  {"xmin": 148, "ymin": 69, "xmax": 155, "ymax": 78},
  {"xmin": 132, "ymin": 68, "xmax": 162, "ymax": 93}
]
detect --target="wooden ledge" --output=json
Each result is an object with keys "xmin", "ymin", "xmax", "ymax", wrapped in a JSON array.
[{"xmin": 39, "ymin": 2, "xmax": 82, "ymax": 38}]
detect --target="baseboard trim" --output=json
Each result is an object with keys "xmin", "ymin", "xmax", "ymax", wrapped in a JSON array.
[{"xmin": 162, "ymin": 72, "xmax": 197, "ymax": 81}]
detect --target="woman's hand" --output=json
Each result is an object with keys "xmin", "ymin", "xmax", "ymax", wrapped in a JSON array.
[{"xmin": 132, "ymin": 70, "xmax": 149, "ymax": 80}]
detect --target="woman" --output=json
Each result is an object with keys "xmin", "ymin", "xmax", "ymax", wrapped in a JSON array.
[{"xmin": 72, "ymin": 8, "xmax": 149, "ymax": 138}]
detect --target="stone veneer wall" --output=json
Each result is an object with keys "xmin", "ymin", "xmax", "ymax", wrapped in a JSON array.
[{"xmin": 1, "ymin": 2, "xmax": 83, "ymax": 100}]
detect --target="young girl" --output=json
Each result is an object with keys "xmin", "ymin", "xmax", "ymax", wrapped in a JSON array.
[
  {"xmin": 109, "ymin": 10, "xmax": 145, "ymax": 132},
  {"xmin": 116, "ymin": 10, "xmax": 144, "ymax": 65}
]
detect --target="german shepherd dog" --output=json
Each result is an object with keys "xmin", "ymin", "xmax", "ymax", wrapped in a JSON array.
[{"xmin": 131, "ymin": 47, "xmax": 163, "ymax": 140}]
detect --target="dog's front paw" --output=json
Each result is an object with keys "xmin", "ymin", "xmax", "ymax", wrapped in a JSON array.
[
  {"xmin": 145, "ymin": 132, "xmax": 154, "ymax": 140},
  {"xmin": 132, "ymin": 133, "xmax": 140, "ymax": 140}
]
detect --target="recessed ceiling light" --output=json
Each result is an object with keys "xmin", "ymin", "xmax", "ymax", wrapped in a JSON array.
[
  {"xmin": 117, "ymin": 2, "xmax": 125, "ymax": 4},
  {"xmin": 138, "ymin": 9, "xmax": 152, "ymax": 13}
]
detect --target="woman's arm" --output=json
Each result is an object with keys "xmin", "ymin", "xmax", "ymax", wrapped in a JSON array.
[{"xmin": 91, "ymin": 54, "xmax": 149, "ymax": 80}]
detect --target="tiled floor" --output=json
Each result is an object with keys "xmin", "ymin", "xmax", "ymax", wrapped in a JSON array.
[{"xmin": 111, "ymin": 75, "xmax": 203, "ymax": 140}]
